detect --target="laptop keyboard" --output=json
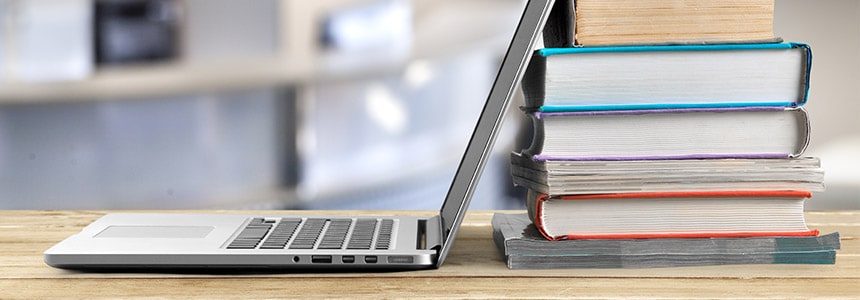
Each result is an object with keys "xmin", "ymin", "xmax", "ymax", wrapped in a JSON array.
[{"xmin": 226, "ymin": 217, "xmax": 394, "ymax": 250}]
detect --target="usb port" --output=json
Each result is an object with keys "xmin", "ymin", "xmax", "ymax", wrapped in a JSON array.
[
  {"xmin": 364, "ymin": 256, "xmax": 378, "ymax": 263},
  {"xmin": 342, "ymin": 256, "xmax": 355, "ymax": 263},
  {"xmin": 311, "ymin": 255, "xmax": 332, "ymax": 263}
]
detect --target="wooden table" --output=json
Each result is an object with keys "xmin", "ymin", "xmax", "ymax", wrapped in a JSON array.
[{"xmin": 1, "ymin": 210, "xmax": 858, "ymax": 299}]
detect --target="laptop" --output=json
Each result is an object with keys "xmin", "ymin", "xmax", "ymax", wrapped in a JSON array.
[{"xmin": 44, "ymin": 0, "xmax": 555, "ymax": 271}]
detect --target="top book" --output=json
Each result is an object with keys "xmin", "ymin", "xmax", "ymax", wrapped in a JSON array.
[
  {"xmin": 522, "ymin": 43, "xmax": 812, "ymax": 112},
  {"xmin": 543, "ymin": 0, "xmax": 778, "ymax": 47}
]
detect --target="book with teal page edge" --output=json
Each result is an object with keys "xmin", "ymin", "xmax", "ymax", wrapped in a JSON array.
[{"xmin": 521, "ymin": 42, "xmax": 812, "ymax": 112}]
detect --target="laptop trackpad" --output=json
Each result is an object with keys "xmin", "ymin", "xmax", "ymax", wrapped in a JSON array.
[{"xmin": 95, "ymin": 226, "xmax": 214, "ymax": 238}]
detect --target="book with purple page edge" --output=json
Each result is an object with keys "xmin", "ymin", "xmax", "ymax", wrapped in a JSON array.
[{"xmin": 525, "ymin": 106, "xmax": 810, "ymax": 161}]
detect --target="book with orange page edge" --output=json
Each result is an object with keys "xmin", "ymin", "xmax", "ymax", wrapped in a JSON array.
[{"xmin": 526, "ymin": 190, "xmax": 822, "ymax": 241}]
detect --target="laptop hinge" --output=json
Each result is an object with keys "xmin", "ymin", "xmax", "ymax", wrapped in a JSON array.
[{"xmin": 418, "ymin": 216, "xmax": 443, "ymax": 251}]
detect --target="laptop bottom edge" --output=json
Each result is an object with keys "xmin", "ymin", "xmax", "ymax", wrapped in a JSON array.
[{"xmin": 46, "ymin": 252, "xmax": 437, "ymax": 271}]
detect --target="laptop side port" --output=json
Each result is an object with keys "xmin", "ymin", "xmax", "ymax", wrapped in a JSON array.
[
  {"xmin": 342, "ymin": 256, "xmax": 355, "ymax": 263},
  {"xmin": 364, "ymin": 256, "xmax": 378, "ymax": 263},
  {"xmin": 311, "ymin": 255, "xmax": 332, "ymax": 263},
  {"xmin": 387, "ymin": 256, "xmax": 414, "ymax": 264}
]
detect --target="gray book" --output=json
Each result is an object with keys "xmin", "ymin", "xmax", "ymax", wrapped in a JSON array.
[
  {"xmin": 510, "ymin": 152, "xmax": 825, "ymax": 195},
  {"xmin": 492, "ymin": 213, "xmax": 840, "ymax": 269}
]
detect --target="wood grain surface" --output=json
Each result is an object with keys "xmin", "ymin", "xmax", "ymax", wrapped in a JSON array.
[{"xmin": 1, "ymin": 210, "xmax": 857, "ymax": 299}]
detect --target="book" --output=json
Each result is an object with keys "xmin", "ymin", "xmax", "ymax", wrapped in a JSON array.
[
  {"xmin": 510, "ymin": 153, "xmax": 825, "ymax": 195},
  {"xmin": 521, "ymin": 43, "xmax": 812, "ymax": 112},
  {"xmin": 558, "ymin": 0, "xmax": 779, "ymax": 47},
  {"xmin": 492, "ymin": 213, "xmax": 840, "ymax": 269},
  {"xmin": 525, "ymin": 190, "xmax": 818, "ymax": 241},
  {"xmin": 523, "ymin": 107, "xmax": 809, "ymax": 161}
]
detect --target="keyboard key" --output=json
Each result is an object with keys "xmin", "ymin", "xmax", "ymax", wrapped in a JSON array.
[
  {"xmin": 227, "ymin": 219, "xmax": 273, "ymax": 249},
  {"xmin": 289, "ymin": 218, "xmax": 326, "ymax": 249},
  {"xmin": 318, "ymin": 219, "xmax": 352, "ymax": 249},
  {"xmin": 375, "ymin": 219, "xmax": 394, "ymax": 250},
  {"xmin": 347, "ymin": 219, "xmax": 377, "ymax": 250},
  {"xmin": 260, "ymin": 218, "xmax": 301, "ymax": 249}
]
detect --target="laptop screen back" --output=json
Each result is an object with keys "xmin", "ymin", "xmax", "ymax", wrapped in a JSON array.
[{"xmin": 436, "ymin": 0, "xmax": 554, "ymax": 267}]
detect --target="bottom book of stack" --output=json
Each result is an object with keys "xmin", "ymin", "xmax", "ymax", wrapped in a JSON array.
[{"xmin": 492, "ymin": 213, "xmax": 840, "ymax": 269}]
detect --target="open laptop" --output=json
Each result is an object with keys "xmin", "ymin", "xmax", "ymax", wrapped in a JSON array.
[{"xmin": 44, "ymin": 0, "xmax": 555, "ymax": 271}]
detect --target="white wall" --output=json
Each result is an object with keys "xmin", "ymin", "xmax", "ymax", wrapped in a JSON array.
[{"xmin": 775, "ymin": 0, "xmax": 860, "ymax": 209}]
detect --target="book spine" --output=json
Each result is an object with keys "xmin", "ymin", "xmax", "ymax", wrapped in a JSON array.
[
  {"xmin": 521, "ymin": 52, "xmax": 546, "ymax": 108},
  {"xmin": 522, "ymin": 113, "xmax": 546, "ymax": 158},
  {"xmin": 526, "ymin": 189, "xmax": 540, "ymax": 227},
  {"xmin": 531, "ymin": 191, "xmax": 554, "ymax": 240},
  {"xmin": 794, "ymin": 106, "xmax": 811, "ymax": 157},
  {"xmin": 794, "ymin": 43, "xmax": 812, "ymax": 106},
  {"xmin": 541, "ymin": 0, "xmax": 574, "ymax": 48}
]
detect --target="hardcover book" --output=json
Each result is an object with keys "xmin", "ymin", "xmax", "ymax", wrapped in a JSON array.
[
  {"xmin": 521, "ymin": 43, "xmax": 812, "ymax": 112},
  {"xmin": 523, "ymin": 107, "xmax": 810, "ymax": 161},
  {"xmin": 556, "ymin": 0, "xmax": 779, "ymax": 47},
  {"xmin": 525, "ymin": 190, "xmax": 818, "ymax": 241},
  {"xmin": 492, "ymin": 213, "xmax": 840, "ymax": 269}
]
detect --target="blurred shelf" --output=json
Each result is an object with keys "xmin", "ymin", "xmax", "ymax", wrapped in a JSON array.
[
  {"xmin": 0, "ymin": 0, "xmax": 523, "ymax": 105},
  {"xmin": 0, "ymin": 58, "xmax": 314, "ymax": 104},
  {"xmin": 0, "ymin": 57, "xmax": 411, "ymax": 104}
]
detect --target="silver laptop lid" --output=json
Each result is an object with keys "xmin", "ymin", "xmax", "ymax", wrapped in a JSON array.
[{"xmin": 435, "ymin": 0, "xmax": 554, "ymax": 267}]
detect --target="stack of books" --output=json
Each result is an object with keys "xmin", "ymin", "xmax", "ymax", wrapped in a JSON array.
[{"xmin": 498, "ymin": 0, "xmax": 839, "ymax": 269}]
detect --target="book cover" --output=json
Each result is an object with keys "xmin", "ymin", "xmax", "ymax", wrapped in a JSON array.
[
  {"xmin": 521, "ymin": 42, "xmax": 812, "ymax": 112},
  {"xmin": 493, "ymin": 213, "xmax": 840, "ymax": 269},
  {"xmin": 526, "ymin": 190, "xmax": 819, "ymax": 241},
  {"xmin": 522, "ymin": 107, "xmax": 810, "ymax": 161}
]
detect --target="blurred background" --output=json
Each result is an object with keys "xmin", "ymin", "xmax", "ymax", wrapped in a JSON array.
[{"xmin": 0, "ymin": 0, "xmax": 857, "ymax": 210}]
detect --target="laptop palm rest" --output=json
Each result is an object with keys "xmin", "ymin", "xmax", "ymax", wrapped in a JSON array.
[{"xmin": 95, "ymin": 226, "xmax": 215, "ymax": 239}]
